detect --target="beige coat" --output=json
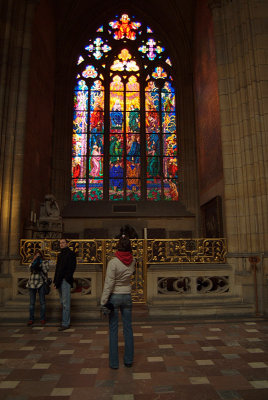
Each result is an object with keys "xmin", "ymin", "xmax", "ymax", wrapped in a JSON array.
[{"xmin": 101, "ymin": 256, "xmax": 135, "ymax": 305}]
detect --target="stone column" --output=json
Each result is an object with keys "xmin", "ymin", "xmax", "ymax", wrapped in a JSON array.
[
  {"xmin": 209, "ymin": 0, "xmax": 268, "ymax": 312},
  {"xmin": 0, "ymin": 0, "xmax": 38, "ymax": 300}
]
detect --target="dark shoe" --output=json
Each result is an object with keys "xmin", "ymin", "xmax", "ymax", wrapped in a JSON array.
[
  {"xmin": 124, "ymin": 363, "xmax": 132, "ymax": 368},
  {"xmin": 40, "ymin": 320, "xmax": 46, "ymax": 325},
  {"xmin": 58, "ymin": 325, "xmax": 69, "ymax": 331},
  {"xmin": 27, "ymin": 320, "xmax": 33, "ymax": 326}
]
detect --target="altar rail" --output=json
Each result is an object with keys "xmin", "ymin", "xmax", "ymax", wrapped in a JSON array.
[
  {"xmin": 19, "ymin": 239, "xmax": 227, "ymax": 304},
  {"xmin": 20, "ymin": 238, "xmax": 227, "ymax": 265}
]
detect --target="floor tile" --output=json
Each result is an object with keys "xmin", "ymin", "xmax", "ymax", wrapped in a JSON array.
[
  {"xmin": 250, "ymin": 380, "xmax": 268, "ymax": 389},
  {"xmin": 189, "ymin": 376, "xmax": 210, "ymax": 384},
  {"xmin": 0, "ymin": 318, "xmax": 267, "ymax": 400}
]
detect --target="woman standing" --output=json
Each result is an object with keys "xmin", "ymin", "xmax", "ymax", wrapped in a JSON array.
[
  {"xmin": 101, "ymin": 235, "xmax": 135, "ymax": 369},
  {"xmin": 26, "ymin": 250, "xmax": 49, "ymax": 326}
]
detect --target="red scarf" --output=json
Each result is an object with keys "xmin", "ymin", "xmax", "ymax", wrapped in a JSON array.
[{"xmin": 115, "ymin": 251, "xmax": 133, "ymax": 266}]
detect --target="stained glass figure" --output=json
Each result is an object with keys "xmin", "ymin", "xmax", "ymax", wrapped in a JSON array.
[
  {"xmin": 127, "ymin": 134, "xmax": 140, "ymax": 164},
  {"xmin": 152, "ymin": 66, "xmax": 167, "ymax": 79},
  {"xmin": 90, "ymin": 80, "xmax": 104, "ymax": 133},
  {"xmin": 110, "ymin": 134, "xmax": 124, "ymax": 163},
  {"xmin": 110, "ymin": 87, "xmax": 124, "ymax": 132},
  {"xmin": 163, "ymin": 157, "xmax": 178, "ymax": 178},
  {"xmin": 164, "ymin": 179, "xmax": 178, "ymax": 200},
  {"xmin": 163, "ymin": 133, "xmax": 177, "ymax": 156},
  {"xmin": 73, "ymin": 111, "xmax": 87, "ymax": 134},
  {"xmin": 72, "ymin": 134, "xmax": 87, "ymax": 157},
  {"xmin": 109, "ymin": 14, "xmax": 141, "ymax": 40},
  {"xmin": 161, "ymin": 81, "xmax": 175, "ymax": 111},
  {"xmin": 89, "ymin": 144, "xmax": 103, "ymax": 178},
  {"xmin": 109, "ymin": 158, "xmax": 124, "ymax": 200}
]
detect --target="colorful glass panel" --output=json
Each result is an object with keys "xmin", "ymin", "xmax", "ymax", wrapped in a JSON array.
[
  {"xmin": 147, "ymin": 156, "xmax": 161, "ymax": 178},
  {"xmin": 88, "ymin": 179, "xmax": 103, "ymax": 200},
  {"xmin": 72, "ymin": 134, "xmax": 87, "ymax": 157},
  {"xmin": 163, "ymin": 133, "xmax": 177, "ymax": 156},
  {"xmin": 126, "ymin": 76, "xmax": 139, "ymax": 91},
  {"xmin": 85, "ymin": 38, "xmax": 111, "ymax": 59},
  {"xmin": 146, "ymin": 134, "xmax": 160, "ymax": 155},
  {"xmin": 164, "ymin": 179, "xmax": 179, "ymax": 201},
  {"xmin": 152, "ymin": 66, "xmax": 167, "ymax": 79},
  {"xmin": 109, "ymin": 14, "xmax": 141, "ymax": 40},
  {"xmin": 73, "ymin": 111, "xmax": 88, "ymax": 133},
  {"xmin": 82, "ymin": 65, "xmax": 98, "ymax": 78},
  {"xmin": 72, "ymin": 157, "xmax": 86, "ymax": 179},
  {"xmin": 77, "ymin": 56, "xmax": 84, "ymax": 65},
  {"xmin": 146, "ymin": 112, "xmax": 160, "ymax": 133},
  {"xmin": 127, "ymin": 103, "xmax": 140, "ymax": 131},
  {"xmin": 147, "ymin": 179, "xmax": 161, "ymax": 201},
  {"xmin": 163, "ymin": 157, "xmax": 178, "ymax": 178},
  {"xmin": 162, "ymin": 112, "xmax": 176, "ymax": 133},
  {"xmin": 89, "ymin": 143, "xmax": 103, "ymax": 177},
  {"xmin": 72, "ymin": 179, "xmax": 86, "ymax": 201},
  {"xmin": 161, "ymin": 82, "xmax": 175, "ymax": 112},
  {"xmin": 74, "ymin": 91, "xmax": 88, "ymax": 110},
  {"xmin": 126, "ymin": 135, "xmax": 141, "ymax": 174},
  {"xmin": 89, "ymin": 134, "xmax": 104, "ymax": 155},
  {"xmin": 72, "ymin": 13, "xmax": 178, "ymax": 202},
  {"xmin": 109, "ymin": 157, "xmax": 124, "ymax": 200},
  {"xmin": 126, "ymin": 179, "xmax": 141, "ymax": 200},
  {"xmin": 138, "ymin": 39, "xmax": 164, "ymax": 60},
  {"xmin": 110, "ymin": 93, "xmax": 124, "ymax": 132},
  {"xmin": 110, "ymin": 135, "xmax": 124, "ymax": 161}
]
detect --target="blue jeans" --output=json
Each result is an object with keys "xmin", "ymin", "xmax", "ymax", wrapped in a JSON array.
[
  {"xmin": 108, "ymin": 294, "xmax": 134, "ymax": 368},
  {"xmin": 58, "ymin": 279, "xmax": 71, "ymax": 327},
  {"xmin": 29, "ymin": 285, "xmax": 46, "ymax": 321}
]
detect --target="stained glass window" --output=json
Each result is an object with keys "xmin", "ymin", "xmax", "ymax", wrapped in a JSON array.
[{"xmin": 72, "ymin": 13, "xmax": 178, "ymax": 202}]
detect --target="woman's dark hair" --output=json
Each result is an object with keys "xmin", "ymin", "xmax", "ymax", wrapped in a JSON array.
[
  {"xmin": 117, "ymin": 236, "xmax": 132, "ymax": 252},
  {"xmin": 34, "ymin": 249, "xmax": 44, "ymax": 259}
]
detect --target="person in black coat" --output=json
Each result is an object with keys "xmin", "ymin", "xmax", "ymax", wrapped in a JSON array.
[{"xmin": 53, "ymin": 239, "xmax": 76, "ymax": 331}]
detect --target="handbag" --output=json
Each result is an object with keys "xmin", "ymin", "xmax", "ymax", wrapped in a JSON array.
[{"xmin": 44, "ymin": 278, "xmax": 52, "ymax": 295}]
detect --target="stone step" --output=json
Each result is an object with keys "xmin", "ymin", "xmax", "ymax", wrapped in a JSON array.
[
  {"xmin": 0, "ymin": 298, "xmax": 100, "ymax": 322},
  {"xmin": 148, "ymin": 295, "xmax": 255, "ymax": 317}
]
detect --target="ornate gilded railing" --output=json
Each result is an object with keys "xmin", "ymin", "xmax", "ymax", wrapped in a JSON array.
[
  {"xmin": 20, "ymin": 238, "xmax": 227, "ymax": 265},
  {"xmin": 20, "ymin": 238, "xmax": 227, "ymax": 303}
]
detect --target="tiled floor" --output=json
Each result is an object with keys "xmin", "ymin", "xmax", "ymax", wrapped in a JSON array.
[{"xmin": 0, "ymin": 316, "xmax": 267, "ymax": 399}]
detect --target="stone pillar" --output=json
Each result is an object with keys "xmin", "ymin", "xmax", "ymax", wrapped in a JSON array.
[
  {"xmin": 0, "ymin": 0, "xmax": 38, "ymax": 300},
  {"xmin": 209, "ymin": 0, "xmax": 268, "ymax": 312}
]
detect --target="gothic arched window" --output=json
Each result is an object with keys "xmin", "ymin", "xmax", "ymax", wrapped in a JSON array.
[{"xmin": 72, "ymin": 13, "xmax": 178, "ymax": 202}]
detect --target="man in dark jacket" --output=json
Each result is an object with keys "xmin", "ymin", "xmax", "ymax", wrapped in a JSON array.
[{"xmin": 53, "ymin": 238, "xmax": 76, "ymax": 331}]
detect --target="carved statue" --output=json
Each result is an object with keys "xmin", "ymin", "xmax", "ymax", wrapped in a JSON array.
[{"xmin": 40, "ymin": 194, "xmax": 60, "ymax": 219}]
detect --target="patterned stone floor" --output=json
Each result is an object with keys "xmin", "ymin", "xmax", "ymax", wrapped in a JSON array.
[{"xmin": 0, "ymin": 316, "xmax": 267, "ymax": 400}]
